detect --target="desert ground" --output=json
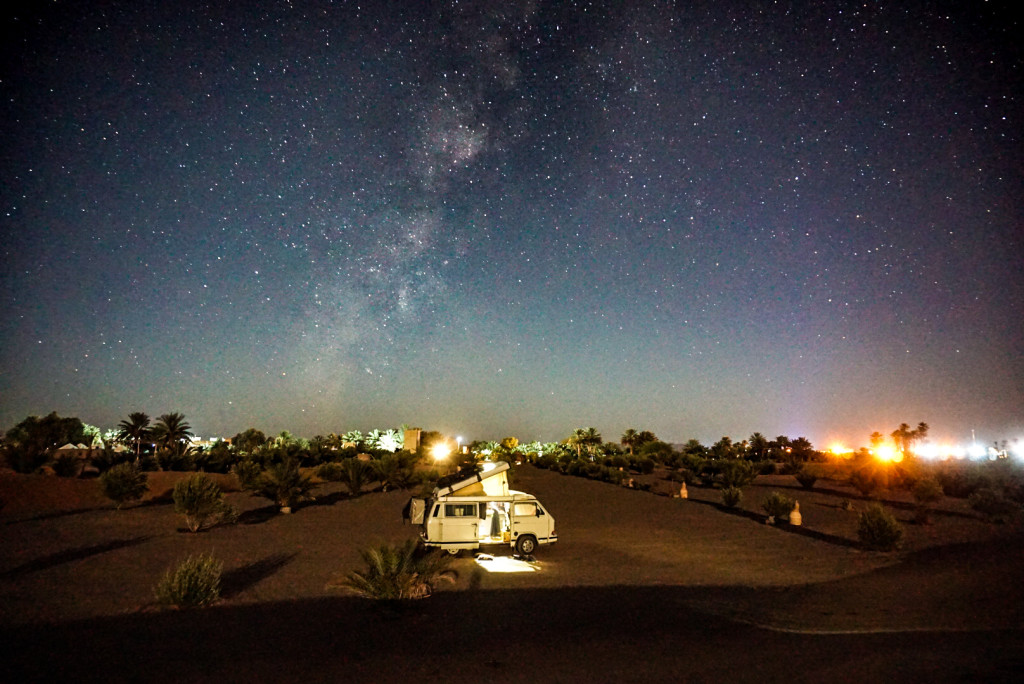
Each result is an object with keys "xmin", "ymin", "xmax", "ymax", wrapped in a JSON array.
[{"xmin": 1, "ymin": 464, "xmax": 1022, "ymax": 682}]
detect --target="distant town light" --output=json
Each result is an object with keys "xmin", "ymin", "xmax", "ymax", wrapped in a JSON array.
[
  {"xmin": 431, "ymin": 443, "xmax": 451, "ymax": 462},
  {"xmin": 873, "ymin": 444, "xmax": 901, "ymax": 463}
]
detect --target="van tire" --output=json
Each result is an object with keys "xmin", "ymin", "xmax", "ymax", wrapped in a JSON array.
[{"xmin": 515, "ymin": 535, "xmax": 537, "ymax": 556}]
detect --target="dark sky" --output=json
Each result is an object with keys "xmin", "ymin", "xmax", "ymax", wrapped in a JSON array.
[{"xmin": 1, "ymin": 0, "xmax": 1021, "ymax": 448}]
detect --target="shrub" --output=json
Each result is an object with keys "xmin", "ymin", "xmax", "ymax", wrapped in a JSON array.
[
  {"xmin": 857, "ymin": 503, "xmax": 903, "ymax": 551},
  {"xmin": 89, "ymin": 447, "xmax": 131, "ymax": 473},
  {"xmin": 173, "ymin": 473, "xmax": 237, "ymax": 532},
  {"xmin": 911, "ymin": 477, "xmax": 944, "ymax": 524},
  {"xmin": 721, "ymin": 486, "xmax": 743, "ymax": 508},
  {"xmin": 255, "ymin": 459, "xmax": 316, "ymax": 510},
  {"xmin": 679, "ymin": 454, "xmax": 707, "ymax": 482},
  {"xmin": 155, "ymin": 554, "xmax": 222, "ymax": 608},
  {"xmin": 232, "ymin": 459, "xmax": 263, "ymax": 491},
  {"xmin": 794, "ymin": 467, "xmax": 818, "ymax": 490},
  {"xmin": 340, "ymin": 540, "xmax": 455, "ymax": 600},
  {"xmin": 371, "ymin": 454, "xmax": 414, "ymax": 491},
  {"xmin": 969, "ymin": 488, "xmax": 1020, "ymax": 524},
  {"xmin": 317, "ymin": 461, "xmax": 344, "ymax": 482},
  {"xmin": 52, "ymin": 452, "xmax": 83, "ymax": 477},
  {"xmin": 849, "ymin": 467, "xmax": 881, "ymax": 497},
  {"xmin": 637, "ymin": 457, "xmax": 656, "ymax": 475},
  {"xmin": 912, "ymin": 477, "xmax": 944, "ymax": 506},
  {"xmin": 601, "ymin": 466, "xmax": 625, "ymax": 485},
  {"xmin": 338, "ymin": 458, "xmax": 372, "ymax": 496},
  {"xmin": 719, "ymin": 460, "xmax": 758, "ymax": 489},
  {"xmin": 100, "ymin": 462, "xmax": 148, "ymax": 509},
  {"xmin": 761, "ymin": 491, "xmax": 796, "ymax": 523}
]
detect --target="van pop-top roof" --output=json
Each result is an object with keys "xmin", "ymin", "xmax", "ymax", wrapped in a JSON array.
[{"xmin": 432, "ymin": 461, "xmax": 510, "ymax": 497}]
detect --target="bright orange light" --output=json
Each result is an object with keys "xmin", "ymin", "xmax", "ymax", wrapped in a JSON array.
[
  {"xmin": 873, "ymin": 445, "xmax": 902, "ymax": 463},
  {"xmin": 829, "ymin": 443, "xmax": 852, "ymax": 456},
  {"xmin": 431, "ymin": 443, "xmax": 451, "ymax": 462}
]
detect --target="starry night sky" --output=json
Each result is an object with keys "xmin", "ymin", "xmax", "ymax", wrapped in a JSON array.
[{"xmin": 1, "ymin": 1, "xmax": 1021, "ymax": 447}]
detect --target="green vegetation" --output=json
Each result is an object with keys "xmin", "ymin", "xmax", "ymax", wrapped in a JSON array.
[
  {"xmin": 857, "ymin": 503, "xmax": 903, "ymax": 551},
  {"xmin": 173, "ymin": 473, "xmax": 237, "ymax": 532},
  {"xmin": 911, "ymin": 477, "xmax": 944, "ymax": 524},
  {"xmin": 719, "ymin": 460, "xmax": 759, "ymax": 489},
  {"xmin": 721, "ymin": 486, "xmax": 743, "ymax": 508},
  {"xmin": 254, "ymin": 459, "xmax": 316, "ymax": 511},
  {"xmin": 2, "ymin": 412, "xmax": 89, "ymax": 473},
  {"xmin": 155, "ymin": 554, "xmax": 222, "ymax": 608},
  {"xmin": 317, "ymin": 461, "xmax": 344, "ymax": 482},
  {"xmin": 761, "ymin": 491, "xmax": 796, "ymax": 523},
  {"xmin": 100, "ymin": 462, "xmax": 149, "ymax": 509},
  {"xmin": 232, "ymin": 459, "xmax": 263, "ymax": 490},
  {"xmin": 969, "ymin": 488, "xmax": 1020, "ymax": 524},
  {"xmin": 338, "ymin": 458, "xmax": 373, "ymax": 495},
  {"xmin": 152, "ymin": 412, "xmax": 194, "ymax": 471},
  {"xmin": 794, "ymin": 466, "xmax": 818, "ymax": 490},
  {"xmin": 340, "ymin": 540, "xmax": 455, "ymax": 600}
]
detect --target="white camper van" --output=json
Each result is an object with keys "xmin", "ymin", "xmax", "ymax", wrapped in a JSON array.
[{"xmin": 405, "ymin": 461, "xmax": 557, "ymax": 556}]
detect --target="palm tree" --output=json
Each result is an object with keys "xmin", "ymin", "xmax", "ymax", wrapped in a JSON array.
[
  {"xmin": 117, "ymin": 412, "xmax": 151, "ymax": 462},
  {"xmin": 891, "ymin": 423, "xmax": 912, "ymax": 455},
  {"xmin": 911, "ymin": 422, "xmax": 929, "ymax": 454},
  {"xmin": 152, "ymin": 412, "xmax": 193, "ymax": 468},
  {"xmin": 342, "ymin": 430, "xmax": 364, "ymax": 448},
  {"xmin": 621, "ymin": 429, "xmax": 639, "ymax": 455},
  {"xmin": 365, "ymin": 429, "xmax": 385, "ymax": 451},
  {"xmin": 568, "ymin": 427, "xmax": 601, "ymax": 460},
  {"xmin": 748, "ymin": 433, "xmax": 769, "ymax": 460}
]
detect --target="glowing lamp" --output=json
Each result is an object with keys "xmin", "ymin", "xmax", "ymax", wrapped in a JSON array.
[{"xmin": 431, "ymin": 443, "xmax": 451, "ymax": 462}]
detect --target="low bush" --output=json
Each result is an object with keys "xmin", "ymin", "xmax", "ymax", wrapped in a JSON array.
[
  {"xmin": 317, "ymin": 461, "xmax": 344, "ymax": 482},
  {"xmin": 761, "ymin": 491, "xmax": 796, "ymax": 523},
  {"xmin": 719, "ymin": 460, "xmax": 758, "ymax": 489},
  {"xmin": 969, "ymin": 488, "xmax": 1020, "ymax": 524},
  {"xmin": 912, "ymin": 477, "xmax": 944, "ymax": 523},
  {"xmin": 232, "ymin": 459, "xmax": 263, "ymax": 491},
  {"xmin": 255, "ymin": 459, "xmax": 316, "ymax": 510},
  {"xmin": 857, "ymin": 503, "xmax": 903, "ymax": 551},
  {"xmin": 636, "ymin": 457, "xmax": 656, "ymax": 475},
  {"xmin": 339, "ymin": 540, "xmax": 455, "ymax": 600},
  {"xmin": 849, "ymin": 467, "xmax": 881, "ymax": 497},
  {"xmin": 372, "ymin": 453, "xmax": 415, "ymax": 491},
  {"xmin": 89, "ymin": 448, "xmax": 131, "ymax": 473},
  {"xmin": 155, "ymin": 554, "xmax": 222, "ymax": 608},
  {"xmin": 173, "ymin": 473, "xmax": 237, "ymax": 532},
  {"xmin": 721, "ymin": 486, "xmax": 743, "ymax": 508},
  {"xmin": 794, "ymin": 467, "xmax": 818, "ymax": 490},
  {"xmin": 338, "ymin": 458, "xmax": 372, "ymax": 496},
  {"xmin": 100, "ymin": 462, "xmax": 148, "ymax": 509},
  {"xmin": 52, "ymin": 452, "xmax": 83, "ymax": 477}
]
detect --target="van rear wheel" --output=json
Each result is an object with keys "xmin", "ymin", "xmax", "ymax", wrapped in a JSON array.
[{"xmin": 515, "ymin": 535, "xmax": 537, "ymax": 556}]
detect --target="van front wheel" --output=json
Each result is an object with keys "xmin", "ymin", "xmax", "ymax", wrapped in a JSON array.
[{"xmin": 515, "ymin": 535, "xmax": 537, "ymax": 556}]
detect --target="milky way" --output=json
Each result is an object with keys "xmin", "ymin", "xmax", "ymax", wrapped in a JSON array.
[{"xmin": 1, "ymin": 1, "xmax": 1021, "ymax": 447}]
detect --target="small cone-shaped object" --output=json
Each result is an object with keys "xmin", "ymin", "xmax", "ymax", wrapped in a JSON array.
[
  {"xmin": 679, "ymin": 482, "xmax": 688, "ymax": 499},
  {"xmin": 789, "ymin": 501, "xmax": 802, "ymax": 526}
]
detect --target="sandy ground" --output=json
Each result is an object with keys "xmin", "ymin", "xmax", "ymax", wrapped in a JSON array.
[{"xmin": 1, "ymin": 464, "xmax": 1022, "ymax": 681}]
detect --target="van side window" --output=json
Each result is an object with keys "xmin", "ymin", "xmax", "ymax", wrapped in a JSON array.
[
  {"xmin": 444, "ymin": 503, "xmax": 479, "ymax": 517},
  {"xmin": 513, "ymin": 502, "xmax": 539, "ymax": 517}
]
